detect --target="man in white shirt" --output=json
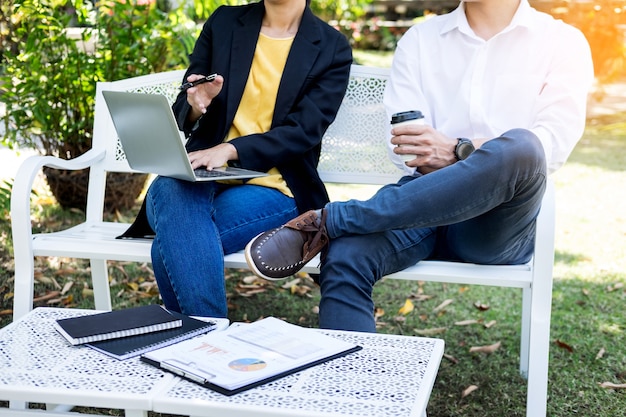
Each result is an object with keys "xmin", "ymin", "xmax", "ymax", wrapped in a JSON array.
[{"xmin": 245, "ymin": 0, "xmax": 594, "ymax": 332}]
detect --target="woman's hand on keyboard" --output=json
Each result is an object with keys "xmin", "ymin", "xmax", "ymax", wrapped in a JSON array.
[{"xmin": 188, "ymin": 143, "xmax": 238, "ymax": 170}]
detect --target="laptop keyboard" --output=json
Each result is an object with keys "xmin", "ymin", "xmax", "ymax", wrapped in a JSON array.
[{"xmin": 194, "ymin": 168, "xmax": 239, "ymax": 178}]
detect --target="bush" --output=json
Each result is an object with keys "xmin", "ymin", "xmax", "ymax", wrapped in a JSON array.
[
  {"xmin": 0, "ymin": 180, "xmax": 11, "ymax": 219},
  {"xmin": 0, "ymin": 0, "xmax": 197, "ymax": 159}
]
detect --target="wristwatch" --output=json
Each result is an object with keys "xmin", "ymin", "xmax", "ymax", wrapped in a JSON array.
[{"xmin": 455, "ymin": 138, "xmax": 475, "ymax": 161}]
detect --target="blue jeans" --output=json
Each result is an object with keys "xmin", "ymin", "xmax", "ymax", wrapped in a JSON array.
[
  {"xmin": 145, "ymin": 178, "xmax": 298, "ymax": 317},
  {"xmin": 319, "ymin": 129, "xmax": 547, "ymax": 332}
]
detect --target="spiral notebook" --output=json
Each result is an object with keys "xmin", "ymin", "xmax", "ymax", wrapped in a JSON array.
[
  {"xmin": 54, "ymin": 304, "xmax": 182, "ymax": 345},
  {"xmin": 87, "ymin": 312, "xmax": 229, "ymax": 360}
]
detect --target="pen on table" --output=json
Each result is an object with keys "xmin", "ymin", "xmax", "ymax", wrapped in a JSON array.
[{"xmin": 180, "ymin": 73, "xmax": 218, "ymax": 91}]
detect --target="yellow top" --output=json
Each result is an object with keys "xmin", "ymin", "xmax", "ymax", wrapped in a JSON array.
[{"xmin": 224, "ymin": 33, "xmax": 294, "ymax": 197}]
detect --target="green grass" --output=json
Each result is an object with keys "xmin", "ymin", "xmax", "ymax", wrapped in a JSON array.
[
  {"xmin": 1, "ymin": 120, "xmax": 624, "ymax": 416},
  {"xmin": 1, "ymin": 61, "xmax": 626, "ymax": 416}
]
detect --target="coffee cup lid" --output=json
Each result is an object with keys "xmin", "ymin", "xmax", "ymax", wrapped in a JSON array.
[{"xmin": 391, "ymin": 110, "xmax": 424, "ymax": 124}]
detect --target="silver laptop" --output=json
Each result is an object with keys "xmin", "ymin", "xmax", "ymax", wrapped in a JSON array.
[{"xmin": 102, "ymin": 90, "xmax": 267, "ymax": 182}]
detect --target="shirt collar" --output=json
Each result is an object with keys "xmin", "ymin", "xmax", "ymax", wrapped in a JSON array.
[{"xmin": 440, "ymin": 0, "xmax": 534, "ymax": 38}]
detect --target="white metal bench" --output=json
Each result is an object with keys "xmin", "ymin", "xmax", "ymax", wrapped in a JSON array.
[{"xmin": 10, "ymin": 64, "xmax": 555, "ymax": 417}]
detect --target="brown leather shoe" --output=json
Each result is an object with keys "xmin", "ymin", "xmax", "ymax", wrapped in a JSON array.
[{"xmin": 245, "ymin": 209, "xmax": 328, "ymax": 281}]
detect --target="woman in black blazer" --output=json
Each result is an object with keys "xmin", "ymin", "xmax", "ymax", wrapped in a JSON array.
[{"xmin": 143, "ymin": 0, "xmax": 352, "ymax": 318}]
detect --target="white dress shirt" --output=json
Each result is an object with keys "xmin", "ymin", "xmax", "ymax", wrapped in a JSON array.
[{"xmin": 383, "ymin": 0, "xmax": 594, "ymax": 174}]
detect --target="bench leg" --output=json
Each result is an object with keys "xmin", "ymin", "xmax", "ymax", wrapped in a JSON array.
[
  {"xmin": 11, "ymin": 249, "xmax": 36, "ymax": 321},
  {"xmin": 8, "ymin": 401, "xmax": 26, "ymax": 410},
  {"xmin": 46, "ymin": 404, "xmax": 73, "ymax": 412},
  {"xmin": 524, "ymin": 284, "xmax": 552, "ymax": 417},
  {"xmin": 90, "ymin": 259, "xmax": 112, "ymax": 311},
  {"xmin": 519, "ymin": 286, "xmax": 531, "ymax": 378},
  {"xmin": 124, "ymin": 410, "xmax": 148, "ymax": 417}
]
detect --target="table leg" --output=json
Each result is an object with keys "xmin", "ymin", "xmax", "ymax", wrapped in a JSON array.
[
  {"xmin": 46, "ymin": 404, "xmax": 73, "ymax": 412},
  {"xmin": 9, "ymin": 401, "xmax": 26, "ymax": 410},
  {"xmin": 124, "ymin": 409, "xmax": 148, "ymax": 417}
]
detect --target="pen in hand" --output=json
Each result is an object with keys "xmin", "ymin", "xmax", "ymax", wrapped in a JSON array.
[{"xmin": 180, "ymin": 73, "xmax": 218, "ymax": 91}]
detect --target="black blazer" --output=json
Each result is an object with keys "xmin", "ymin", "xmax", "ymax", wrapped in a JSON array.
[
  {"xmin": 120, "ymin": 2, "xmax": 351, "ymax": 239},
  {"xmin": 175, "ymin": 1, "xmax": 352, "ymax": 212}
]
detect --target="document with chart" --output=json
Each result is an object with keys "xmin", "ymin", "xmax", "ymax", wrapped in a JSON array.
[{"xmin": 140, "ymin": 316, "xmax": 361, "ymax": 395}]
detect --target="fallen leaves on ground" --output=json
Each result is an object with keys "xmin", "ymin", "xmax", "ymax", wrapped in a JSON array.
[
  {"xmin": 233, "ymin": 274, "xmax": 315, "ymax": 298},
  {"xmin": 414, "ymin": 327, "xmax": 447, "ymax": 336},
  {"xmin": 60, "ymin": 281, "xmax": 74, "ymax": 295},
  {"xmin": 461, "ymin": 385, "xmax": 479, "ymax": 398},
  {"xmin": 234, "ymin": 275, "xmax": 272, "ymax": 297},
  {"xmin": 398, "ymin": 299, "xmax": 414, "ymax": 315},
  {"xmin": 596, "ymin": 347, "xmax": 606, "ymax": 359},
  {"xmin": 454, "ymin": 319, "xmax": 479, "ymax": 326},
  {"xmin": 443, "ymin": 353, "xmax": 459, "ymax": 364},
  {"xmin": 33, "ymin": 291, "xmax": 60, "ymax": 303},
  {"xmin": 599, "ymin": 382, "xmax": 626, "ymax": 389},
  {"xmin": 432, "ymin": 299, "xmax": 453, "ymax": 314},
  {"xmin": 281, "ymin": 278, "xmax": 315, "ymax": 297},
  {"xmin": 554, "ymin": 339, "xmax": 574, "ymax": 352},
  {"xmin": 111, "ymin": 264, "xmax": 129, "ymax": 280},
  {"xmin": 281, "ymin": 278, "xmax": 301, "ymax": 289},
  {"xmin": 469, "ymin": 341, "xmax": 501, "ymax": 354},
  {"xmin": 290, "ymin": 285, "xmax": 313, "ymax": 297},
  {"xmin": 483, "ymin": 320, "xmax": 497, "ymax": 328},
  {"xmin": 34, "ymin": 275, "xmax": 60, "ymax": 288},
  {"xmin": 473, "ymin": 301, "xmax": 490, "ymax": 311},
  {"xmin": 409, "ymin": 293, "xmax": 434, "ymax": 302},
  {"xmin": 46, "ymin": 293, "xmax": 74, "ymax": 306}
]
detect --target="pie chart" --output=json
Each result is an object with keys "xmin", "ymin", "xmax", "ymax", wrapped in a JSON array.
[{"xmin": 228, "ymin": 358, "xmax": 267, "ymax": 372}]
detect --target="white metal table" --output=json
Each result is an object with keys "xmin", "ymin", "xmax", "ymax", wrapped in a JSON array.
[
  {"xmin": 152, "ymin": 329, "xmax": 444, "ymax": 417},
  {"xmin": 0, "ymin": 307, "xmax": 174, "ymax": 417},
  {"xmin": 0, "ymin": 308, "xmax": 444, "ymax": 417}
]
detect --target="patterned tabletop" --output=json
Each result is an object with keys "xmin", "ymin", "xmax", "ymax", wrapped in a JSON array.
[
  {"xmin": 0, "ymin": 307, "xmax": 444, "ymax": 417},
  {"xmin": 0, "ymin": 307, "xmax": 173, "ymax": 415},
  {"xmin": 152, "ymin": 326, "xmax": 444, "ymax": 417}
]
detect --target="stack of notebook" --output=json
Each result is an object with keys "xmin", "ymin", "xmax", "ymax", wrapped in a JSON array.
[{"xmin": 54, "ymin": 304, "xmax": 224, "ymax": 360}]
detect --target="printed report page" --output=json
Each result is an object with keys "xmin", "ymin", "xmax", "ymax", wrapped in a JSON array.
[{"xmin": 142, "ymin": 316, "xmax": 358, "ymax": 390}]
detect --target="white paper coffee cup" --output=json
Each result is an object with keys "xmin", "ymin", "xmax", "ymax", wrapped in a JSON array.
[{"xmin": 391, "ymin": 110, "xmax": 424, "ymax": 162}]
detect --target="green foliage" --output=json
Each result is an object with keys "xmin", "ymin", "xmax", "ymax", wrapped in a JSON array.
[
  {"xmin": 0, "ymin": 180, "xmax": 12, "ymax": 220},
  {"xmin": 187, "ymin": 0, "xmax": 241, "ymax": 22},
  {"xmin": 0, "ymin": 0, "xmax": 195, "ymax": 159},
  {"xmin": 310, "ymin": 0, "xmax": 371, "ymax": 22},
  {"xmin": 181, "ymin": 0, "xmax": 373, "ymax": 23},
  {"xmin": 0, "ymin": 0, "xmax": 20, "ymax": 72}
]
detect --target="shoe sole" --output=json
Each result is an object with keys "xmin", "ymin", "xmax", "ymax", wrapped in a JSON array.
[{"xmin": 244, "ymin": 232, "xmax": 290, "ymax": 281}]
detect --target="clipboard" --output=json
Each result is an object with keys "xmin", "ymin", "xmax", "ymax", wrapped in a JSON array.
[
  {"xmin": 141, "ymin": 344, "xmax": 362, "ymax": 396},
  {"xmin": 140, "ymin": 317, "xmax": 362, "ymax": 396}
]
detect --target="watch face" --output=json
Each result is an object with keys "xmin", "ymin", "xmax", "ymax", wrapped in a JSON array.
[{"xmin": 456, "ymin": 139, "xmax": 475, "ymax": 160}]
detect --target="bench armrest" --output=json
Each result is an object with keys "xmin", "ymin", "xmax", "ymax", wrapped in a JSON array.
[{"xmin": 11, "ymin": 149, "xmax": 106, "ymax": 241}]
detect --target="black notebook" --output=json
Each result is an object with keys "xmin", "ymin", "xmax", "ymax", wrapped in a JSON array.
[
  {"xmin": 141, "ymin": 317, "xmax": 362, "ymax": 396},
  {"xmin": 54, "ymin": 304, "xmax": 182, "ymax": 345},
  {"xmin": 86, "ymin": 312, "xmax": 222, "ymax": 360}
]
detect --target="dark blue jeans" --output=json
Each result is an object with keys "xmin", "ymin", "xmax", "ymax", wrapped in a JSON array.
[
  {"xmin": 319, "ymin": 129, "xmax": 547, "ymax": 332},
  {"xmin": 145, "ymin": 178, "xmax": 298, "ymax": 317}
]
